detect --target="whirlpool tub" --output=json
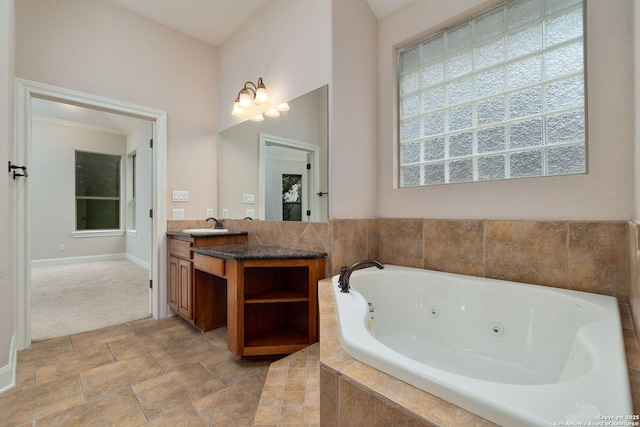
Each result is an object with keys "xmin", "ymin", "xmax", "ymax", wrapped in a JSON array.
[{"xmin": 332, "ymin": 265, "xmax": 632, "ymax": 426}]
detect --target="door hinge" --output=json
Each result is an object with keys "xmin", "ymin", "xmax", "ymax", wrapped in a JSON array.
[
  {"xmin": 306, "ymin": 210, "xmax": 311, "ymax": 217},
  {"xmin": 149, "ymin": 209, "xmax": 153, "ymax": 218},
  {"xmin": 149, "ymin": 279, "xmax": 153, "ymax": 289},
  {"xmin": 306, "ymin": 163, "xmax": 311, "ymax": 170},
  {"xmin": 149, "ymin": 138, "xmax": 153, "ymax": 149}
]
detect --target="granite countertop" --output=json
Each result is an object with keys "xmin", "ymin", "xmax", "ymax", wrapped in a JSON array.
[
  {"xmin": 191, "ymin": 243, "xmax": 327, "ymax": 260},
  {"xmin": 167, "ymin": 230, "xmax": 248, "ymax": 237}
]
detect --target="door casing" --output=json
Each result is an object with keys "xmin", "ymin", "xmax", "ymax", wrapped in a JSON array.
[{"xmin": 13, "ymin": 78, "xmax": 168, "ymax": 351}]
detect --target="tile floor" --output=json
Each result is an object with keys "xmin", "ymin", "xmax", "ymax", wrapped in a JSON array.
[
  {"xmin": 252, "ymin": 344, "xmax": 320, "ymax": 426},
  {"xmin": 0, "ymin": 316, "xmax": 309, "ymax": 427}
]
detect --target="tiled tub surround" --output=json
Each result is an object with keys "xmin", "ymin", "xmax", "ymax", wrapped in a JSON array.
[
  {"xmin": 319, "ymin": 278, "xmax": 640, "ymax": 426},
  {"xmin": 171, "ymin": 219, "xmax": 628, "ymax": 301}
]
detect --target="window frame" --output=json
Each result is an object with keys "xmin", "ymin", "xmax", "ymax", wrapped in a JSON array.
[
  {"xmin": 73, "ymin": 150, "xmax": 124, "ymax": 236},
  {"xmin": 397, "ymin": 0, "xmax": 587, "ymax": 188}
]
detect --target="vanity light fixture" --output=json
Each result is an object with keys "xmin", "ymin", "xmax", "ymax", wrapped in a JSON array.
[
  {"xmin": 232, "ymin": 77, "xmax": 269, "ymax": 117},
  {"xmin": 231, "ymin": 78, "xmax": 290, "ymax": 121}
]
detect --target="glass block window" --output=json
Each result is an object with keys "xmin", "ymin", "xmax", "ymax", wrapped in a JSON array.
[
  {"xmin": 398, "ymin": 0, "xmax": 585, "ymax": 187},
  {"xmin": 76, "ymin": 151, "xmax": 121, "ymax": 230}
]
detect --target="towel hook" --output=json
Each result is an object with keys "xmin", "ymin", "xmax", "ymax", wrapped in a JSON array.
[{"xmin": 8, "ymin": 161, "xmax": 28, "ymax": 179}]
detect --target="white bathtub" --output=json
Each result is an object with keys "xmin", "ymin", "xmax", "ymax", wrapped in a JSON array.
[{"xmin": 332, "ymin": 265, "xmax": 633, "ymax": 427}]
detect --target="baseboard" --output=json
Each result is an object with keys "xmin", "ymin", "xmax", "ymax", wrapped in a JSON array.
[
  {"xmin": 0, "ymin": 335, "xmax": 16, "ymax": 395},
  {"xmin": 31, "ymin": 253, "xmax": 126, "ymax": 267},
  {"xmin": 125, "ymin": 254, "xmax": 150, "ymax": 271}
]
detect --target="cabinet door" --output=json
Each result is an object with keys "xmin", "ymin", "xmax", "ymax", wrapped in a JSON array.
[
  {"xmin": 178, "ymin": 258, "xmax": 193, "ymax": 320},
  {"xmin": 168, "ymin": 256, "xmax": 180, "ymax": 311}
]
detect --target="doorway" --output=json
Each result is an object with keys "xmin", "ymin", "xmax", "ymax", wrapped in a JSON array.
[
  {"xmin": 14, "ymin": 79, "xmax": 168, "ymax": 350},
  {"xmin": 259, "ymin": 134, "xmax": 320, "ymax": 222}
]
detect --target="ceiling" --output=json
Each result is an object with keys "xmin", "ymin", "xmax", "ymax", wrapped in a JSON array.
[{"xmin": 105, "ymin": 0, "xmax": 414, "ymax": 46}]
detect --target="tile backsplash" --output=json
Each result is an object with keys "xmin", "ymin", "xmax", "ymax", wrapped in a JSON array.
[
  {"xmin": 332, "ymin": 218, "xmax": 628, "ymax": 301},
  {"xmin": 168, "ymin": 218, "xmax": 630, "ymax": 301}
]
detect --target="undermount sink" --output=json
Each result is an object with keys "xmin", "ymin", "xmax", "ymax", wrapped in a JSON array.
[{"xmin": 182, "ymin": 228, "xmax": 229, "ymax": 234}]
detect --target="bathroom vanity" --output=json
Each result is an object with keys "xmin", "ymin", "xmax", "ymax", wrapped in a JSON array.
[
  {"xmin": 168, "ymin": 231, "xmax": 326, "ymax": 356},
  {"xmin": 191, "ymin": 243, "xmax": 326, "ymax": 356},
  {"xmin": 167, "ymin": 231, "xmax": 248, "ymax": 328}
]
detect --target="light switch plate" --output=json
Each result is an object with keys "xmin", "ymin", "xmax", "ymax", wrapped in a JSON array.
[
  {"xmin": 222, "ymin": 209, "xmax": 229, "ymax": 219},
  {"xmin": 172, "ymin": 190, "xmax": 189, "ymax": 202},
  {"xmin": 172, "ymin": 209, "xmax": 184, "ymax": 219},
  {"xmin": 246, "ymin": 209, "xmax": 255, "ymax": 218},
  {"xmin": 243, "ymin": 193, "xmax": 255, "ymax": 204}
]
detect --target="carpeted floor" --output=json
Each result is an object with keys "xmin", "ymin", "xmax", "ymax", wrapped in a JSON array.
[{"xmin": 31, "ymin": 259, "xmax": 151, "ymax": 341}]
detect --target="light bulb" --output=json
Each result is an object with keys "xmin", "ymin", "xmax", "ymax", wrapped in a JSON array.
[
  {"xmin": 255, "ymin": 87, "xmax": 269, "ymax": 104},
  {"xmin": 239, "ymin": 90, "xmax": 253, "ymax": 108},
  {"xmin": 264, "ymin": 107, "xmax": 280, "ymax": 117},
  {"xmin": 250, "ymin": 113, "xmax": 264, "ymax": 122},
  {"xmin": 277, "ymin": 103, "xmax": 290, "ymax": 111},
  {"xmin": 232, "ymin": 102, "xmax": 245, "ymax": 117}
]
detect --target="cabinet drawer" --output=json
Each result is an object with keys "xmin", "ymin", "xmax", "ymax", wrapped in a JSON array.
[
  {"xmin": 169, "ymin": 238, "xmax": 192, "ymax": 259},
  {"xmin": 194, "ymin": 253, "xmax": 225, "ymax": 277}
]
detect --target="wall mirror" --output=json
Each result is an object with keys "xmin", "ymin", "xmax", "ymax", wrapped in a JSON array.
[{"xmin": 218, "ymin": 85, "xmax": 328, "ymax": 222}]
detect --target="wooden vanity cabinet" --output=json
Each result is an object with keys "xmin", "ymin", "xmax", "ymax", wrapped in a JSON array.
[
  {"xmin": 167, "ymin": 233, "xmax": 247, "ymax": 329},
  {"xmin": 225, "ymin": 257, "xmax": 325, "ymax": 357}
]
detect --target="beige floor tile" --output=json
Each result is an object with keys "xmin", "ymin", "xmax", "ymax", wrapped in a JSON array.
[
  {"xmin": 194, "ymin": 374, "xmax": 265, "ymax": 427},
  {"xmin": 108, "ymin": 328, "xmax": 174, "ymax": 360},
  {"xmin": 203, "ymin": 326, "xmax": 229, "ymax": 349},
  {"xmin": 278, "ymin": 405, "xmax": 305, "ymax": 423},
  {"xmin": 150, "ymin": 337, "xmax": 222, "ymax": 372},
  {"xmin": 142, "ymin": 403, "xmax": 209, "ymax": 426},
  {"xmin": 70, "ymin": 323, "xmax": 136, "ymax": 350},
  {"xmin": 0, "ymin": 375, "xmax": 85, "ymax": 426},
  {"xmin": 132, "ymin": 362, "xmax": 224, "ymax": 420},
  {"xmin": 35, "ymin": 387, "xmax": 147, "ymax": 427},
  {"xmin": 14, "ymin": 360, "xmax": 35, "ymax": 392},
  {"xmin": 127, "ymin": 316, "xmax": 182, "ymax": 335},
  {"xmin": 162, "ymin": 320, "xmax": 204, "ymax": 342},
  {"xmin": 35, "ymin": 343, "xmax": 115, "ymax": 384},
  {"xmin": 17, "ymin": 336, "xmax": 73, "ymax": 363},
  {"xmin": 253, "ymin": 404, "xmax": 280, "ymax": 424},
  {"xmin": 6, "ymin": 318, "xmax": 311, "ymax": 427},
  {"xmin": 200, "ymin": 350, "xmax": 275, "ymax": 386},
  {"xmin": 80, "ymin": 353, "xmax": 164, "ymax": 401}
]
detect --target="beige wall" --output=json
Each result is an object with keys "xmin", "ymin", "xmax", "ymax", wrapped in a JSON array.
[
  {"xmin": 217, "ymin": 0, "xmax": 331, "ymax": 134},
  {"xmin": 0, "ymin": 0, "xmax": 15, "ymax": 373},
  {"xmin": 377, "ymin": 0, "xmax": 635, "ymax": 221},
  {"xmin": 330, "ymin": 0, "xmax": 378, "ymax": 218},
  {"xmin": 16, "ymin": 0, "xmax": 218, "ymax": 220},
  {"xmin": 31, "ymin": 120, "xmax": 127, "ymax": 261}
]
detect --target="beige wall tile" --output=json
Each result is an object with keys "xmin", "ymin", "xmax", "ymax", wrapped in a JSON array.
[
  {"xmin": 338, "ymin": 377, "xmax": 428, "ymax": 426},
  {"xmin": 486, "ymin": 220, "xmax": 567, "ymax": 288},
  {"xmin": 320, "ymin": 366, "xmax": 338, "ymax": 427},
  {"xmin": 423, "ymin": 219, "xmax": 484, "ymax": 276},
  {"xmin": 378, "ymin": 218, "xmax": 424, "ymax": 268},
  {"xmin": 569, "ymin": 221, "xmax": 628, "ymax": 298},
  {"xmin": 329, "ymin": 219, "xmax": 369, "ymax": 275}
]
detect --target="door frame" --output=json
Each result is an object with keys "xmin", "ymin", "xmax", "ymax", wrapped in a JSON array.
[
  {"xmin": 258, "ymin": 133, "xmax": 320, "ymax": 222},
  {"xmin": 14, "ymin": 79, "xmax": 168, "ymax": 351}
]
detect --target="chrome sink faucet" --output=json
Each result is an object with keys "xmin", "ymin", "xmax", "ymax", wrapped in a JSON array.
[
  {"xmin": 338, "ymin": 260, "xmax": 384, "ymax": 293},
  {"xmin": 205, "ymin": 217, "xmax": 224, "ymax": 229}
]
